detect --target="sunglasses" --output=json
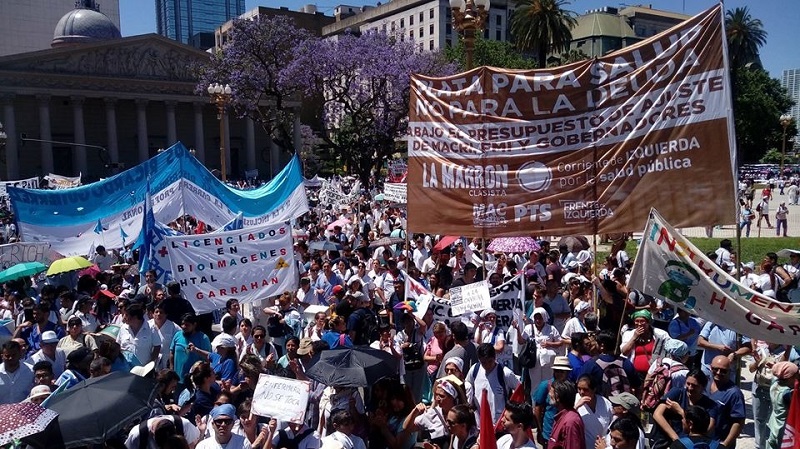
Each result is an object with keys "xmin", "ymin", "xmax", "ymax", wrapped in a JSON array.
[
  {"xmin": 446, "ymin": 419, "xmax": 460, "ymax": 426},
  {"xmin": 253, "ymin": 334, "xmax": 265, "ymax": 339},
  {"xmin": 213, "ymin": 418, "xmax": 234, "ymax": 426},
  {"xmin": 711, "ymin": 367, "xmax": 729, "ymax": 373}
]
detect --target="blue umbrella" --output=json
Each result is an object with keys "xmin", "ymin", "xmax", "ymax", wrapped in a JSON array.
[
  {"xmin": 0, "ymin": 261, "xmax": 47, "ymax": 283},
  {"xmin": 309, "ymin": 240, "xmax": 343, "ymax": 251}
]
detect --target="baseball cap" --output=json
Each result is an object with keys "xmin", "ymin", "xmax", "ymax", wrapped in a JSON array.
[
  {"xmin": 332, "ymin": 285, "xmax": 345, "ymax": 295},
  {"xmin": 609, "ymin": 392, "xmax": 640, "ymax": 411}
]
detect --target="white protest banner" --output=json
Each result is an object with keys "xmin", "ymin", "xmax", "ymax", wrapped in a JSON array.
[
  {"xmin": 166, "ymin": 222, "xmax": 297, "ymax": 313},
  {"xmin": 429, "ymin": 296, "xmax": 454, "ymax": 324},
  {"xmin": 0, "ymin": 243, "xmax": 51, "ymax": 270},
  {"xmin": 487, "ymin": 274, "xmax": 526, "ymax": 368},
  {"xmin": 450, "ymin": 281, "xmax": 491, "ymax": 316},
  {"xmin": 383, "ymin": 183, "xmax": 407, "ymax": 204},
  {"xmin": 44, "ymin": 173, "xmax": 81, "ymax": 189},
  {"xmin": 252, "ymin": 374, "xmax": 310, "ymax": 423},
  {"xmin": 629, "ymin": 208, "xmax": 800, "ymax": 345}
]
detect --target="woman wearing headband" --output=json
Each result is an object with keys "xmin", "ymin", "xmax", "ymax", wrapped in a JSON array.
[
  {"xmin": 402, "ymin": 379, "xmax": 464, "ymax": 449},
  {"xmin": 619, "ymin": 310, "xmax": 669, "ymax": 381}
]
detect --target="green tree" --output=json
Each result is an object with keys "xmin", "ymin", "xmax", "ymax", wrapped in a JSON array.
[
  {"xmin": 546, "ymin": 48, "xmax": 589, "ymax": 67},
  {"xmin": 733, "ymin": 67, "xmax": 795, "ymax": 163},
  {"xmin": 444, "ymin": 36, "xmax": 537, "ymax": 70},
  {"xmin": 510, "ymin": 0, "xmax": 577, "ymax": 68},
  {"xmin": 725, "ymin": 7, "xmax": 767, "ymax": 70}
]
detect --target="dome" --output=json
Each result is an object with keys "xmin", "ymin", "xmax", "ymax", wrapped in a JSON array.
[{"xmin": 52, "ymin": 7, "xmax": 121, "ymax": 47}]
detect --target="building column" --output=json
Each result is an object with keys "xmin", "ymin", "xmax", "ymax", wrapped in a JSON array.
[
  {"xmin": 165, "ymin": 101, "xmax": 177, "ymax": 145},
  {"xmin": 104, "ymin": 98, "xmax": 119, "ymax": 169},
  {"xmin": 71, "ymin": 96, "xmax": 87, "ymax": 176},
  {"xmin": 136, "ymin": 99, "xmax": 149, "ymax": 162},
  {"xmin": 223, "ymin": 113, "xmax": 231, "ymax": 177},
  {"xmin": 245, "ymin": 117, "xmax": 256, "ymax": 172},
  {"xmin": 1, "ymin": 95, "xmax": 19, "ymax": 179},
  {"xmin": 193, "ymin": 103, "xmax": 205, "ymax": 163},
  {"xmin": 37, "ymin": 95, "xmax": 54, "ymax": 175}
]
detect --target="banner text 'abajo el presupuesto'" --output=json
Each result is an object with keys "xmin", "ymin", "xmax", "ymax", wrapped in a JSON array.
[{"xmin": 407, "ymin": 4, "xmax": 735, "ymax": 237}]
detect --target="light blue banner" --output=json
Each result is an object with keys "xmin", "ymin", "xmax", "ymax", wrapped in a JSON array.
[{"xmin": 8, "ymin": 142, "xmax": 308, "ymax": 256}]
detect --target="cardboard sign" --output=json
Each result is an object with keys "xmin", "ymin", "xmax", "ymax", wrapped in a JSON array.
[
  {"xmin": 449, "ymin": 280, "xmax": 491, "ymax": 316},
  {"xmin": 252, "ymin": 374, "xmax": 310, "ymax": 423}
]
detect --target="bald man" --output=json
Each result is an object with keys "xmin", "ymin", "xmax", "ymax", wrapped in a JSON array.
[{"xmin": 708, "ymin": 355, "xmax": 745, "ymax": 449}]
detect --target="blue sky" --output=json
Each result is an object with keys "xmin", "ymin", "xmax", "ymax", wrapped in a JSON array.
[{"xmin": 120, "ymin": 0, "xmax": 798, "ymax": 78}]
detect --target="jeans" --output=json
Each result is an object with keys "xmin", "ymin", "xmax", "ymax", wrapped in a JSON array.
[
  {"xmin": 740, "ymin": 221, "xmax": 751, "ymax": 237},
  {"xmin": 777, "ymin": 218, "xmax": 788, "ymax": 236},
  {"xmin": 753, "ymin": 385, "xmax": 772, "ymax": 449}
]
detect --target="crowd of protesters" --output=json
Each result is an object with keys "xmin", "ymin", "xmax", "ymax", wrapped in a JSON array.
[{"xmin": 0, "ymin": 186, "xmax": 798, "ymax": 449}]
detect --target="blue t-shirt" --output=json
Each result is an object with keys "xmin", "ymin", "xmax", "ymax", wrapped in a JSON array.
[
  {"xmin": 579, "ymin": 354, "xmax": 642, "ymax": 391},
  {"xmin": 171, "ymin": 331, "xmax": 212, "ymax": 382},
  {"xmin": 321, "ymin": 331, "xmax": 353, "ymax": 349},
  {"xmin": 23, "ymin": 322, "xmax": 66, "ymax": 357},
  {"xmin": 699, "ymin": 323, "xmax": 750, "ymax": 379},
  {"xmin": 650, "ymin": 387, "xmax": 719, "ymax": 449},
  {"xmin": 668, "ymin": 316, "xmax": 702, "ymax": 355},
  {"xmin": 532, "ymin": 379, "xmax": 557, "ymax": 441},
  {"xmin": 209, "ymin": 352, "xmax": 237, "ymax": 383},
  {"xmin": 566, "ymin": 353, "xmax": 584, "ymax": 382},
  {"xmin": 709, "ymin": 382, "xmax": 745, "ymax": 447}
]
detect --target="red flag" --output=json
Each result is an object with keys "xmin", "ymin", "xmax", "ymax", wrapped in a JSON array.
[
  {"xmin": 782, "ymin": 380, "xmax": 800, "ymax": 449},
  {"xmin": 480, "ymin": 390, "xmax": 498, "ymax": 449}
]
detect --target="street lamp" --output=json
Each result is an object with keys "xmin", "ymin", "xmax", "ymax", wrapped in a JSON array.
[
  {"xmin": 207, "ymin": 82, "xmax": 233, "ymax": 181},
  {"xmin": 780, "ymin": 113, "xmax": 793, "ymax": 176},
  {"xmin": 449, "ymin": 0, "xmax": 490, "ymax": 71}
]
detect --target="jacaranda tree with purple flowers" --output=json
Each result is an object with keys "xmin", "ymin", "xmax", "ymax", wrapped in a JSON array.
[
  {"xmin": 196, "ymin": 16, "xmax": 315, "ymax": 153},
  {"xmin": 288, "ymin": 30, "xmax": 457, "ymax": 182}
]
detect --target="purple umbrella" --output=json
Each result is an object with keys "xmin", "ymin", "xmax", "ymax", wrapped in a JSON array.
[{"xmin": 486, "ymin": 237, "xmax": 541, "ymax": 254}]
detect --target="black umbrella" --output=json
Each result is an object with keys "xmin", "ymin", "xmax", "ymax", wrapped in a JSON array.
[
  {"xmin": 305, "ymin": 347, "xmax": 400, "ymax": 387},
  {"xmin": 309, "ymin": 240, "xmax": 343, "ymax": 251},
  {"xmin": 25, "ymin": 371, "xmax": 157, "ymax": 448}
]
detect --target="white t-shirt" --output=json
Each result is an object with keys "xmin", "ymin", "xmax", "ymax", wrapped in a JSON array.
[
  {"xmin": 575, "ymin": 395, "xmax": 614, "ymax": 449},
  {"xmin": 117, "ymin": 320, "xmax": 162, "ymax": 366},
  {"xmin": 414, "ymin": 406, "xmax": 448, "ymax": 439},
  {"xmin": 561, "ymin": 317, "xmax": 589, "ymax": 341},
  {"xmin": 149, "ymin": 318, "xmax": 179, "ymax": 370},
  {"xmin": 123, "ymin": 416, "xmax": 201, "ymax": 449},
  {"xmin": 195, "ymin": 433, "xmax": 251, "ymax": 449},
  {"xmin": 465, "ymin": 364, "xmax": 521, "ymax": 425},
  {"xmin": 497, "ymin": 434, "xmax": 536, "ymax": 449},
  {"xmin": 322, "ymin": 431, "xmax": 366, "ymax": 449},
  {"xmin": 26, "ymin": 349, "xmax": 66, "ymax": 377}
]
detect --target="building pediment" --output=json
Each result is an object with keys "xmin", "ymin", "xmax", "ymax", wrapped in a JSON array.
[{"xmin": 0, "ymin": 34, "xmax": 209, "ymax": 82}]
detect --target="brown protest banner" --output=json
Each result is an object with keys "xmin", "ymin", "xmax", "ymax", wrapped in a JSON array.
[{"xmin": 407, "ymin": 5, "xmax": 735, "ymax": 237}]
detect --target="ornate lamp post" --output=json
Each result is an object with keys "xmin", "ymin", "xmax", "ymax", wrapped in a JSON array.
[
  {"xmin": 780, "ymin": 113, "xmax": 793, "ymax": 176},
  {"xmin": 207, "ymin": 83, "xmax": 233, "ymax": 181},
  {"xmin": 449, "ymin": 0, "xmax": 490, "ymax": 70}
]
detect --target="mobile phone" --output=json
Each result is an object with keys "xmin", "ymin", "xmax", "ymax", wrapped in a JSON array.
[{"xmin": 24, "ymin": 308, "xmax": 34, "ymax": 323}]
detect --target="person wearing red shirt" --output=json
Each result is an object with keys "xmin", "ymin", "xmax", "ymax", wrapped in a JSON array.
[{"xmin": 549, "ymin": 380, "xmax": 586, "ymax": 449}]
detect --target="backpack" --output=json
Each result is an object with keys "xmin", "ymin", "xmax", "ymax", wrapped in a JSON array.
[
  {"xmin": 678, "ymin": 437, "xmax": 720, "ymax": 449},
  {"xmin": 641, "ymin": 359, "xmax": 686, "ymax": 411},
  {"xmin": 595, "ymin": 357, "xmax": 631, "ymax": 398},
  {"xmin": 353, "ymin": 308, "xmax": 378, "ymax": 345},
  {"xmin": 277, "ymin": 428, "xmax": 315, "ymax": 449},
  {"xmin": 267, "ymin": 308, "xmax": 297, "ymax": 338},
  {"xmin": 467, "ymin": 362, "xmax": 509, "ymax": 405},
  {"xmin": 756, "ymin": 202, "xmax": 763, "ymax": 213},
  {"xmin": 139, "ymin": 416, "xmax": 183, "ymax": 449},
  {"xmin": 518, "ymin": 339, "xmax": 538, "ymax": 369}
]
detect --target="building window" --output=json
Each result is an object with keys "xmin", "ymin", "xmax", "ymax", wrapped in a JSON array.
[
  {"xmin": 410, "ymin": 15, "xmax": 414, "ymax": 25},
  {"xmin": 446, "ymin": 23, "xmax": 452, "ymax": 34},
  {"xmin": 496, "ymin": 30, "xmax": 501, "ymax": 40},
  {"xmin": 410, "ymin": 30, "xmax": 414, "ymax": 40},
  {"xmin": 430, "ymin": 40, "xmax": 434, "ymax": 50},
  {"xmin": 391, "ymin": 21, "xmax": 396, "ymax": 30},
  {"xmin": 430, "ymin": 24, "xmax": 434, "ymax": 35},
  {"xmin": 430, "ymin": 8, "xmax": 434, "ymax": 19},
  {"xmin": 419, "ymin": 42, "xmax": 424, "ymax": 51},
  {"xmin": 496, "ymin": 14, "xmax": 501, "ymax": 26},
  {"xmin": 420, "ymin": 12, "xmax": 424, "ymax": 23},
  {"xmin": 400, "ymin": 18, "xmax": 404, "ymax": 27},
  {"xmin": 484, "ymin": 28, "xmax": 489, "ymax": 39},
  {"xmin": 419, "ymin": 27, "xmax": 424, "ymax": 38}
]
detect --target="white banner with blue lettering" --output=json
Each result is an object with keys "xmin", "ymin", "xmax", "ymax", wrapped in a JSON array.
[
  {"xmin": 166, "ymin": 222, "xmax": 297, "ymax": 313},
  {"xmin": 8, "ymin": 143, "xmax": 308, "ymax": 256}
]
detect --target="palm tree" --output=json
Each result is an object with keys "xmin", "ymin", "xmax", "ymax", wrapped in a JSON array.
[
  {"xmin": 725, "ymin": 7, "xmax": 767, "ymax": 69},
  {"xmin": 510, "ymin": 0, "xmax": 577, "ymax": 68}
]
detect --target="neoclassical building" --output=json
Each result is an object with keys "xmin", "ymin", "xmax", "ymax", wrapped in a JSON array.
[{"xmin": 0, "ymin": 2, "xmax": 291, "ymax": 181}]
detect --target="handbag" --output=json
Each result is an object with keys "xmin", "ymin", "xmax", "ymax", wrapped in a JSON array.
[
  {"xmin": 518, "ymin": 339, "xmax": 538, "ymax": 368},
  {"xmin": 403, "ymin": 330, "xmax": 424, "ymax": 370}
]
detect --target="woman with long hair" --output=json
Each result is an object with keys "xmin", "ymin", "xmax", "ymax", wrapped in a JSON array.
[
  {"xmin": 321, "ymin": 315, "xmax": 353, "ymax": 349},
  {"xmin": 245, "ymin": 325, "xmax": 278, "ymax": 368}
]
